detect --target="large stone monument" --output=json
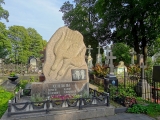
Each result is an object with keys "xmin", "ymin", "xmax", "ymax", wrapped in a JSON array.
[{"xmin": 31, "ymin": 27, "xmax": 89, "ymax": 96}]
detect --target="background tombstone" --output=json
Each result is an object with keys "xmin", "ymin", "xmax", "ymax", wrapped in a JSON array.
[
  {"xmin": 96, "ymin": 45, "xmax": 102, "ymax": 66},
  {"xmin": 31, "ymin": 27, "xmax": 89, "ymax": 96},
  {"xmin": 136, "ymin": 55, "xmax": 151, "ymax": 100},
  {"xmin": 115, "ymin": 61, "xmax": 127, "ymax": 75},
  {"xmin": 87, "ymin": 45, "xmax": 93, "ymax": 70},
  {"xmin": 153, "ymin": 66, "xmax": 160, "ymax": 82},
  {"xmin": 28, "ymin": 56, "xmax": 37, "ymax": 73},
  {"xmin": 129, "ymin": 48, "xmax": 136, "ymax": 66},
  {"xmin": 104, "ymin": 48, "xmax": 118, "ymax": 92}
]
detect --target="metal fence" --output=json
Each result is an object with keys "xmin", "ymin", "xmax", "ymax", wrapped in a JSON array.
[
  {"xmin": 114, "ymin": 69, "xmax": 160, "ymax": 104},
  {"xmin": 7, "ymin": 88, "xmax": 110, "ymax": 117}
]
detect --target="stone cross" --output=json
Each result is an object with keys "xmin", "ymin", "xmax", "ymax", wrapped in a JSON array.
[
  {"xmin": 87, "ymin": 45, "xmax": 93, "ymax": 70},
  {"xmin": 139, "ymin": 56, "xmax": 151, "ymax": 99},
  {"xmin": 108, "ymin": 51, "xmax": 116, "ymax": 74},
  {"xmin": 140, "ymin": 62, "xmax": 146, "ymax": 80},
  {"xmin": 97, "ymin": 45, "xmax": 101, "ymax": 55},
  {"xmin": 104, "ymin": 46, "xmax": 110, "ymax": 64},
  {"xmin": 130, "ymin": 48, "xmax": 136, "ymax": 65},
  {"xmin": 87, "ymin": 45, "xmax": 93, "ymax": 56},
  {"xmin": 96, "ymin": 45, "xmax": 102, "ymax": 66}
]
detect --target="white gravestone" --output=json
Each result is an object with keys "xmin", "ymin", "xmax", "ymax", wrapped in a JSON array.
[
  {"xmin": 96, "ymin": 45, "xmax": 102, "ymax": 66},
  {"xmin": 87, "ymin": 45, "xmax": 93, "ymax": 70}
]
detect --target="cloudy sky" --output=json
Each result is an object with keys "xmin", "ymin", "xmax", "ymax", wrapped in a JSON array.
[{"xmin": 1, "ymin": 0, "xmax": 72, "ymax": 41}]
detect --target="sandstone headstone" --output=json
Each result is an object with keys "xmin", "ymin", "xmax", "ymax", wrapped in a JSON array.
[
  {"xmin": 43, "ymin": 27, "xmax": 87, "ymax": 82},
  {"xmin": 31, "ymin": 27, "xmax": 89, "ymax": 96}
]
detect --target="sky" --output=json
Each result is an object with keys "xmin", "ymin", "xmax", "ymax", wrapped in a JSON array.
[{"xmin": 1, "ymin": 0, "xmax": 72, "ymax": 41}]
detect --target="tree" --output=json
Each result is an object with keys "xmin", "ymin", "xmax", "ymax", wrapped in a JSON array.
[
  {"xmin": 8, "ymin": 26, "xmax": 29, "ymax": 64},
  {"xmin": 148, "ymin": 35, "xmax": 160, "ymax": 56},
  {"xmin": 112, "ymin": 43, "xmax": 131, "ymax": 65},
  {"xmin": 8, "ymin": 26, "xmax": 46, "ymax": 64},
  {"xmin": 0, "ymin": 22, "xmax": 11, "ymax": 59},
  {"xmin": 27, "ymin": 28, "xmax": 45, "ymax": 58},
  {"xmin": 60, "ymin": 0, "xmax": 108, "ymax": 64},
  {"xmin": 0, "ymin": 0, "xmax": 9, "ymax": 22},
  {"xmin": 95, "ymin": 0, "xmax": 160, "ymax": 64}
]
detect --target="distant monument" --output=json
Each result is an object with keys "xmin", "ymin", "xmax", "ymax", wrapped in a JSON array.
[
  {"xmin": 130, "ymin": 48, "xmax": 136, "ymax": 66},
  {"xmin": 31, "ymin": 27, "xmax": 89, "ymax": 96},
  {"xmin": 115, "ymin": 61, "xmax": 127, "ymax": 75},
  {"xmin": 96, "ymin": 45, "xmax": 102, "ymax": 66},
  {"xmin": 86, "ymin": 45, "xmax": 93, "ymax": 70}
]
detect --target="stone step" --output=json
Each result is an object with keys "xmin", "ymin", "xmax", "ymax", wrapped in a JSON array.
[{"xmin": 1, "ymin": 106, "xmax": 115, "ymax": 120}]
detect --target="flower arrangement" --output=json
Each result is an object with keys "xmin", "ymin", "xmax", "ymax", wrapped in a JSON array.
[{"xmin": 50, "ymin": 94, "xmax": 73, "ymax": 100}]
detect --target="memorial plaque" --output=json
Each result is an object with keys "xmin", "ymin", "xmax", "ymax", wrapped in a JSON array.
[
  {"xmin": 153, "ymin": 66, "xmax": 160, "ymax": 82},
  {"xmin": 31, "ymin": 81, "xmax": 88, "ymax": 96},
  {"xmin": 71, "ymin": 69, "xmax": 87, "ymax": 81}
]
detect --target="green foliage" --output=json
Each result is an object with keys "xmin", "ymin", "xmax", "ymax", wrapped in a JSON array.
[
  {"xmin": 92, "ymin": 64, "xmax": 109, "ymax": 77},
  {"xmin": 112, "ymin": 43, "xmax": 131, "ymax": 65},
  {"xmin": 127, "ymin": 65, "xmax": 141, "ymax": 75},
  {"xmin": 110, "ymin": 84, "xmax": 136, "ymax": 98},
  {"xmin": 95, "ymin": 0, "xmax": 160, "ymax": 63},
  {"xmin": 148, "ymin": 35, "xmax": 160, "ymax": 56},
  {"xmin": 9, "ymin": 72, "xmax": 16, "ymax": 77},
  {"xmin": 0, "ymin": 22, "xmax": 11, "ymax": 59},
  {"xmin": 0, "ymin": 87, "xmax": 13, "ymax": 118},
  {"xmin": 6, "ymin": 25, "xmax": 47, "ymax": 64},
  {"xmin": 127, "ymin": 103, "xmax": 160, "ymax": 117},
  {"xmin": 0, "ymin": 0, "xmax": 9, "ymax": 22},
  {"xmin": 60, "ymin": 0, "xmax": 101, "ymax": 64}
]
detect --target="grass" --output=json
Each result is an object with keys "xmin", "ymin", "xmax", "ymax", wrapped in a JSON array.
[
  {"xmin": 0, "ymin": 79, "xmax": 33, "ymax": 118},
  {"xmin": 0, "ymin": 87, "xmax": 13, "ymax": 118}
]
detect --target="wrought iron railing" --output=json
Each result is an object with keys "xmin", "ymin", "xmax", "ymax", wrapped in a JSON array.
[{"xmin": 7, "ymin": 88, "xmax": 110, "ymax": 117}]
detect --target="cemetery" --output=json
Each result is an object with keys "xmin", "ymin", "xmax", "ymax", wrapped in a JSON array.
[
  {"xmin": 0, "ymin": 26, "xmax": 160, "ymax": 120},
  {"xmin": 0, "ymin": 0, "xmax": 160, "ymax": 119}
]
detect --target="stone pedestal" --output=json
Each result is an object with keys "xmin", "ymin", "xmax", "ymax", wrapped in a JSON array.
[{"xmin": 104, "ymin": 74, "xmax": 118, "ymax": 92}]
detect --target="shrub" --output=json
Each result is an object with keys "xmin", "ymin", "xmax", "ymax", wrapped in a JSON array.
[
  {"xmin": 127, "ymin": 103, "xmax": 160, "ymax": 117},
  {"xmin": 30, "ymin": 94, "xmax": 44, "ymax": 102},
  {"xmin": 92, "ymin": 64, "xmax": 109, "ymax": 77}
]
